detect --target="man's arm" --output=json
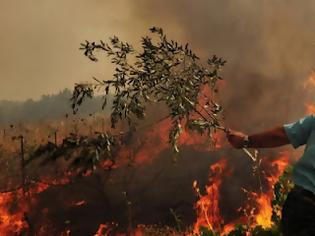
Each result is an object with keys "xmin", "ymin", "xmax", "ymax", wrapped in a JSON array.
[{"xmin": 227, "ymin": 126, "xmax": 290, "ymax": 149}]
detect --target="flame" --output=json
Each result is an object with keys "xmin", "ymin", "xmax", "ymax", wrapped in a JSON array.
[
  {"xmin": 192, "ymin": 151, "xmax": 289, "ymax": 235},
  {"xmin": 304, "ymin": 71, "xmax": 315, "ymax": 115},
  {"xmin": 193, "ymin": 159, "xmax": 227, "ymax": 234},
  {"xmin": 305, "ymin": 103, "xmax": 315, "ymax": 115},
  {"xmin": 253, "ymin": 152, "xmax": 289, "ymax": 229},
  {"xmin": 133, "ymin": 225, "xmax": 145, "ymax": 236},
  {"xmin": 113, "ymin": 117, "xmax": 224, "ymax": 168},
  {"xmin": 0, "ymin": 102, "xmax": 295, "ymax": 235},
  {"xmin": 0, "ymin": 180, "xmax": 71, "ymax": 235},
  {"xmin": 94, "ymin": 223, "xmax": 121, "ymax": 236},
  {"xmin": 254, "ymin": 194, "xmax": 273, "ymax": 228},
  {"xmin": 303, "ymin": 71, "xmax": 315, "ymax": 89},
  {"xmin": 0, "ymin": 191, "xmax": 28, "ymax": 235},
  {"xmin": 94, "ymin": 224, "xmax": 110, "ymax": 236},
  {"xmin": 94, "ymin": 224, "xmax": 145, "ymax": 236}
]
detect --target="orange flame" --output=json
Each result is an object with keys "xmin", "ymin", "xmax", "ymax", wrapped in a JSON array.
[
  {"xmin": 254, "ymin": 194, "xmax": 273, "ymax": 228},
  {"xmin": 253, "ymin": 152, "xmax": 289, "ymax": 229},
  {"xmin": 305, "ymin": 103, "xmax": 315, "ymax": 115},
  {"xmin": 94, "ymin": 224, "xmax": 110, "ymax": 236},
  {"xmin": 193, "ymin": 159, "xmax": 227, "ymax": 234},
  {"xmin": 0, "ymin": 191, "xmax": 28, "ymax": 235},
  {"xmin": 303, "ymin": 71, "xmax": 315, "ymax": 89}
]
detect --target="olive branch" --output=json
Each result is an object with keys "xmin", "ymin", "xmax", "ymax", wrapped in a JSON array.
[{"xmin": 72, "ymin": 27, "xmax": 226, "ymax": 152}]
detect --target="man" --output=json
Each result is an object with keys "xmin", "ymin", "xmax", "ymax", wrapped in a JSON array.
[{"xmin": 227, "ymin": 115, "xmax": 315, "ymax": 236}]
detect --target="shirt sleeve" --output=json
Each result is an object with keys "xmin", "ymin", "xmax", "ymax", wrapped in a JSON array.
[{"xmin": 283, "ymin": 115, "xmax": 315, "ymax": 149}]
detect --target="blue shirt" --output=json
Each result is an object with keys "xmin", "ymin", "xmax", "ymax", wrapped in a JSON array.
[{"xmin": 284, "ymin": 115, "xmax": 315, "ymax": 194}]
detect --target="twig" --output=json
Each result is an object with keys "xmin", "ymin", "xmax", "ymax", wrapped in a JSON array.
[
  {"xmin": 242, "ymin": 148, "xmax": 257, "ymax": 162},
  {"xmin": 216, "ymin": 126, "xmax": 259, "ymax": 162}
]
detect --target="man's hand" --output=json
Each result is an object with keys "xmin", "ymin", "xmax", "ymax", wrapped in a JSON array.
[
  {"xmin": 226, "ymin": 129, "xmax": 247, "ymax": 149},
  {"xmin": 226, "ymin": 126, "xmax": 289, "ymax": 149}
]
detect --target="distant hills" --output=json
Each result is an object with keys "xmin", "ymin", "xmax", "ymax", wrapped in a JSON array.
[{"xmin": 0, "ymin": 89, "xmax": 108, "ymax": 125}]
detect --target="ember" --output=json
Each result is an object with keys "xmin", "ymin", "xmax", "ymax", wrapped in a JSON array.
[{"xmin": 0, "ymin": 191, "xmax": 28, "ymax": 235}]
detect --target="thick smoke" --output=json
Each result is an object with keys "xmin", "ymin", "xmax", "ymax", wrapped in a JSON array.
[
  {"xmin": 130, "ymin": 0, "xmax": 315, "ymax": 129},
  {"xmin": 121, "ymin": 0, "xmax": 315, "ymax": 226}
]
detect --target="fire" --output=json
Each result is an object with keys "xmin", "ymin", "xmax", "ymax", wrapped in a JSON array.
[
  {"xmin": 0, "ymin": 190, "xmax": 28, "ymax": 235},
  {"xmin": 94, "ymin": 224, "xmax": 145, "ymax": 236},
  {"xmin": 305, "ymin": 103, "xmax": 315, "ymax": 115},
  {"xmin": 0, "ymin": 179, "xmax": 75, "ymax": 235},
  {"xmin": 303, "ymin": 71, "xmax": 315, "ymax": 89},
  {"xmin": 178, "ymin": 129, "xmax": 224, "ymax": 151},
  {"xmin": 114, "ymin": 117, "xmax": 222, "ymax": 167},
  {"xmin": 254, "ymin": 194, "xmax": 273, "ymax": 228},
  {"xmin": 191, "ymin": 150, "xmax": 289, "ymax": 235},
  {"xmin": 193, "ymin": 159, "xmax": 227, "ymax": 234},
  {"xmin": 0, "ymin": 103, "xmax": 294, "ymax": 235},
  {"xmin": 253, "ymin": 152, "xmax": 289, "ymax": 229},
  {"xmin": 94, "ymin": 224, "xmax": 110, "ymax": 236},
  {"xmin": 304, "ymin": 71, "xmax": 315, "ymax": 115},
  {"xmin": 133, "ymin": 225, "xmax": 145, "ymax": 236}
]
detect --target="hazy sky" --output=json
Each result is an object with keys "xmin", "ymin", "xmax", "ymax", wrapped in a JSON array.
[
  {"xmin": 0, "ymin": 0, "xmax": 173, "ymax": 101},
  {"xmin": 1, "ymin": 0, "xmax": 315, "ymax": 103}
]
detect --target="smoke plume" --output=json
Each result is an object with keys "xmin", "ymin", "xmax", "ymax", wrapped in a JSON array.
[{"xmin": 129, "ymin": 0, "xmax": 315, "ymax": 129}]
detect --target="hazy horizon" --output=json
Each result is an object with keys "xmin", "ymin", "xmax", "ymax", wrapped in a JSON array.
[
  {"xmin": 2, "ymin": 0, "xmax": 315, "ymax": 129},
  {"xmin": 0, "ymin": 88, "xmax": 73, "ymax": 102},
  {"xmin": 0, "ymin": 0, "xmax": 180, "ymax": 101}
]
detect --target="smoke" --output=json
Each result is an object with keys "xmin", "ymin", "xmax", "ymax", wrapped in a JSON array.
[
  {"xmin": 129, "ymin": 0, "xmax": 315, "ymax": 129},
  {"xmin": 119, "ymin": 0, "xmax": 313, "ymax": 226}
]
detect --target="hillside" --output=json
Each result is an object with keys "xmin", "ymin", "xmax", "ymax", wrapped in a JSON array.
[{"xmin": 0, "ymin": 89, "xmax": 108, "ymax": 125}]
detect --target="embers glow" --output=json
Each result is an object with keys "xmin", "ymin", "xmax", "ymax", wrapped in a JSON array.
[
  {"xmin": 94, "ymin": 223, "xmax": 136, "ymax": 236},
  {"xmin": 94, "ymin": 224, "xmax": 109, "ymax": 236},
  {"xmin": 0, "ymin": 190, "xmax": 28, "ymax": 235}
]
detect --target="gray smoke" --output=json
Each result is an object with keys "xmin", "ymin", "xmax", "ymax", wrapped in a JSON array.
[{"xmin": 129, "ymin": 0, "xmax": 315, "ymax": 130}]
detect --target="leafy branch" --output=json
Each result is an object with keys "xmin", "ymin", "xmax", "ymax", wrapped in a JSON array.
[{"xmin": 72, "ymin": 27, "xmax": 226, "ymax": 152}]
